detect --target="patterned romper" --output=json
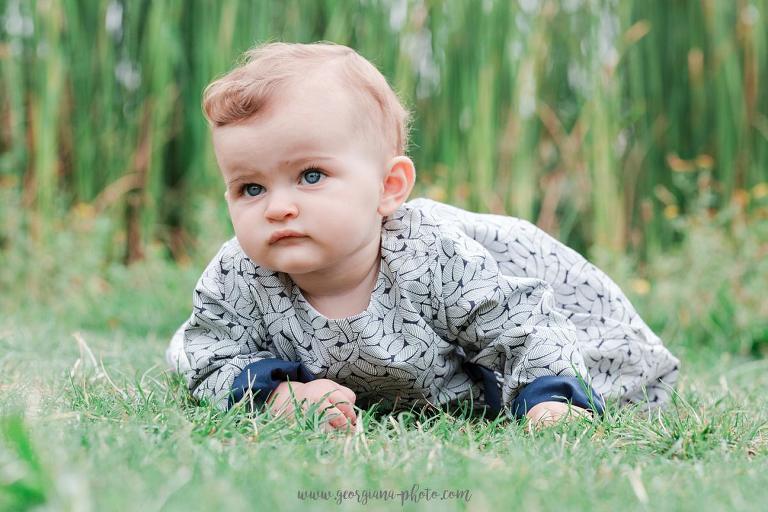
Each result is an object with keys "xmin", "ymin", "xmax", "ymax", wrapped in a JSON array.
[{"xmin": 167, "ymin": 198, "xmax": 680, "ymax": 418}]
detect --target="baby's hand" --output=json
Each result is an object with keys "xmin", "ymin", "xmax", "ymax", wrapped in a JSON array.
[
  {"xmin": 266, "ymin": 379, "xmax": 357, "ymax": 431},
  {"xmin": 524, "ymin": 401, "xmax": 591, "ymax": 430}
]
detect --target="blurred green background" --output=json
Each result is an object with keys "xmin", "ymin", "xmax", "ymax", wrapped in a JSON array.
[{"xmin": 2, "ymin": 0, "xmax": 766, "ymax": 259}]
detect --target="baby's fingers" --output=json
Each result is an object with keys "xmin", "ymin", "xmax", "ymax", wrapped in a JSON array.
[
  {"xmin": 328, "ymin": 391, "xmax": 357, "ymax": 426},
  {"xmin": 336, "ymin": 385, "xmax": 356, "ymax": 405},
  {"xmin": 266, "ymin": 382, "xmax": 304, "ymax": 417},
  {"xmin": 268, "ymin": 395, "xmax": 295, "ymax": 418},
  {"xmin": 334, "ymin": 402, "xmax": 357, "ymax": 427},
  {"xmin": 319, "ymin": 400, "xmax": 353, "ymax": 430}
]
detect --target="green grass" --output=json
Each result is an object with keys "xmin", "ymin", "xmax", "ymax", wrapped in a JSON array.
[
  {"xmin": 2, "ymin": 311, "xmax": 767, "ymax": 511},
  {"xmin": 2, "ymin": 207, "xmax": 768, "ymax": 511}
]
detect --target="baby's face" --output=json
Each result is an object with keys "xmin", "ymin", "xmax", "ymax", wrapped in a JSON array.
[{"xmin": 212, "ymin": 80, "xmax": 388, "ymax": 276}]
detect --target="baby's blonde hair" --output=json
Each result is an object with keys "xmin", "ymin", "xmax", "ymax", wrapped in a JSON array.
[{"xmin": 203, "ymin": 41, "xmax": 410, "ymax": 158}]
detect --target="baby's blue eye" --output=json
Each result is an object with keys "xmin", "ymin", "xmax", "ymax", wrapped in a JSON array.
[
  {"xmin": 301, "ymin": 169, "xmax": 325, "ymax": 185},
  {"xmin": 243, "ymin": 184, "xmax": 263, "ymax": 197}
]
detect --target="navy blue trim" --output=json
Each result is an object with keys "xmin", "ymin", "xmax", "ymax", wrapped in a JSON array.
[
  {"xmin": 462, "ymin": 362, "xmax": 504, "ymax": 417},
  {"xmin": 463, "ymin": 362, "xmax": 605, "ymax": 420},
  {"xmin": 511, "ymin": 375, "xmax": 606, "ymax": 419},
  {"xmin": 228, "ymin": 359, "xmax": 317, "ymax": 410}
]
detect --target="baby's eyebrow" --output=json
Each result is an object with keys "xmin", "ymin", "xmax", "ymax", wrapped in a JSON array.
[
  {"xmin": 227, "ymin": 155, "xmax": 333, "ymax": 185},
  {"xmin": 227, "ymin": 172, "xmax": 264, "ymax": 186}
]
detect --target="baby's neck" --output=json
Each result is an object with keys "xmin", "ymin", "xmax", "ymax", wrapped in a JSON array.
[{"xmin": 291, "ymin": 236, "xmax": 381, "ymax": 319}]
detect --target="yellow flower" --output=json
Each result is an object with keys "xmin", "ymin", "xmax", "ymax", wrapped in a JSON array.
[
  {"xmin": 630, "ymin": 279, "xmax": 651, "ymax": 295},
  {"xmin": 0, "ymin": 175, "xmax": 17, "ymax": 189},
  {"xmin": 72, "ymin": 202, "xmax": 95, "ymax": 219},
  {"xmin": 752, "ymin": 183, "xmax": 768, "ymax": 199},
  {"xmin": 666, "ymin": 153, "xmax": 695, "ymax": 172},
  {"xmin": 425, "ymin": 185, "xmax": 446, "ymax": 202},
  {"xmin": 695, "ymin": 154, "xmax": 714, "ymax": 169},
  {"xmin": 732, "ymin": 189, "xmax": 749, "ymax": 207}
]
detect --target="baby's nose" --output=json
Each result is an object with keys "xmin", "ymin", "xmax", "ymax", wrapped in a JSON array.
[{"xmin": 264, "ymin": 191, "xmax": 299, "ymax": 219}]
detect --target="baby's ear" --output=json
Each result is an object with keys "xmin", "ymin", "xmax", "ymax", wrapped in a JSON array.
[{"xmin": 378, "ymin": 156, "xmax": 415, "ymax": 216}]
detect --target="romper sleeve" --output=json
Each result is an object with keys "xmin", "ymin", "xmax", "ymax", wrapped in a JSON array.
[
  {"xmin": 431, "ymin": 234, "xmax": 605, "ymax": 419},
  {"xmin": 179, "ymin": 240, "xmax": 315, "ymax": 411},
  {"xmin": 515, "ymin": 217, "xmax": 681, "ymax": 407}
]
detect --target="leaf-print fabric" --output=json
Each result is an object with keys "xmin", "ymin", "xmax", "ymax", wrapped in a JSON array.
[{"xmin": 167, "ymin": 198, "xmax": 679, "ymax": 414}]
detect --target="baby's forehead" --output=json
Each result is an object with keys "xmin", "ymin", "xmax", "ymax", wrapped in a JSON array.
[
  {"xmin": 204, "ymin": 43, "xmax": 409, "ymax": 159},
  {"xmin": 213, "ymin": 84, "xmax": 387, "ymax": 172},
  {"xmin": 270, "ymin": 74, "xmax": 387, "ymax": 152},
  {"xmin": 278, "ymin": 70, "xmax": 374, "ymax": 117}
]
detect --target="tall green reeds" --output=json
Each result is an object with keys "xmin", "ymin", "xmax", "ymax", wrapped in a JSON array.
[{"xmin": 0, "ymin": 0, "xmax": 766, "ymax": 263}]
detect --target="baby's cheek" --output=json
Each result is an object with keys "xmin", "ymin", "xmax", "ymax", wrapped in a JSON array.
[{"xmin": 233, "ymin": 232, "xmax": 263, "ymax": 263}]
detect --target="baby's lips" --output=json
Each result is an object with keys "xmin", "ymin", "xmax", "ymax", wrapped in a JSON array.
[{"xmin": 268, "ymin": 229, "xmax": 306, "ymax": 244}]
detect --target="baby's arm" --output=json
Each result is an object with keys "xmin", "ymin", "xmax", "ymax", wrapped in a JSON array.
[
  {"xmin": 180, "ymin": 241, "xmax": 316, "ymax": 410},
  {"xmin": 433, "ymin": 234, "xmax": 605, "ymax": 420}
]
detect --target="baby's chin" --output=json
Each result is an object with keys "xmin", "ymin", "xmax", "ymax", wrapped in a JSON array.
[{"xmin": 251, "ymin": 253, "xmax": 332, "ymax": 276}]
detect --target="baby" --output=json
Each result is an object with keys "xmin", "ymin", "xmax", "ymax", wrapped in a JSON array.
[{"xmin": 166, "ymin": 41, "xmax": 680, "ymax": 430}]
